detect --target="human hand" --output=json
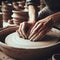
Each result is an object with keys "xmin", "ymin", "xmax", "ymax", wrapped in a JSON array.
[
  {"xmin": 28, "ymin": 17, "xmax": 53, "ymax": 41},
  {"xmin": 17, "ymin": 21, "xmax": 35, "ymax": 39}
]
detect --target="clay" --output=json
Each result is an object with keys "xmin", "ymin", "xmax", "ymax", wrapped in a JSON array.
[{"xmin": 12, "ymin": 10, "xmax": 28, "ymax": 26}]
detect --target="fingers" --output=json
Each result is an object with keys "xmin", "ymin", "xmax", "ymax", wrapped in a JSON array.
[
  {"xmin": 30, "ymin": 21, "xmax": 40, "ymax": 34},
  {"xmin": 18, "ymin": 23, "xmax": 25, "ymax": 38},
  {"xmin": 20, "ymin": 22, "xmax": 27, "ymax": 39},
  {"xmin": 21, "ymin": 22, "xmax": 27, "ymax": 38},
  {"xmin": 30, "ymin": 27, "xmax": 51, "ymax": 41},
  {"xmin": 29, "ymin": 19, "xmax": 53, "ymax": 40},
  {"xmin": 28, "ymin": 23, "xmax": 43, "ymax": 39},
  {"xmin": 34, "ymin": 28, "xmax": 50, "ymax": 41},
  {"xmin": 29, "ymin": 32, "xmax": 38, "ymax": 41}
]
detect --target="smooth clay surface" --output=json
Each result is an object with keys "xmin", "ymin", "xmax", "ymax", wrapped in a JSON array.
[{"xmin": 5, "ymin": 31, "xmax": 59, "ymax": 49}]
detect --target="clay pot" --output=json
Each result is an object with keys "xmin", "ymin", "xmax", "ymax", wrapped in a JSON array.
[
  {"xmin": 12, "ymin": 10, "xmax": 28, "ymax": 26},
  {"xmin": 2, "ymin": 3, "xmax": 13, "ymax": 22},
  {"xmin": 0, "ymin": 28, "xmax": 60, "ymax": 60},
  {"xmin": 0, "ymin": 35, "xmax": 60, "ymax": 60}
]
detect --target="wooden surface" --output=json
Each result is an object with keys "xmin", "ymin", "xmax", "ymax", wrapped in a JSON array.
[{"xmin": 0, "ymin": 51, "xmax": 15, "ymax": 60}]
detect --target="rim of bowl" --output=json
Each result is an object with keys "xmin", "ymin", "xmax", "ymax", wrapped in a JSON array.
[{"xmin": 0, "ymin": 41, "xmax": 60, "ymax": 49}]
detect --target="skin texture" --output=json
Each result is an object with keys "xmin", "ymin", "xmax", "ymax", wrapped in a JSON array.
[
  {"xmin": 18, "ymin": 0, "xmax": 60, "ymax": 41},
  {"xmin": 17, "ymin": 4, "xmax": 37, "ymax": 39},
  {"xmin": 29, "ymin": 12, "xmax": 60, "ymax": 41},
  {"xmin": 18, "ymin": 12, "xmax": 60, "ymax": 41},
  {"xmin": 28, "ymin": 5, "xmax": 38, "ymax": 23},
  {"xmin": 17, "ymin": 22, "xmax": 35, "ymax": 39}
]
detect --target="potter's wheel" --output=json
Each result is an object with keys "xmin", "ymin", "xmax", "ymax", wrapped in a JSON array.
[{"xmin": 5, "ymin": 31, "xmax": 60, "ymax": 49}]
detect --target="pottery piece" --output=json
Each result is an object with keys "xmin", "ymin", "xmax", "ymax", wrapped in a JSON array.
[
  {"xmin": 0, "ymin": 36, "xmax": 60, "ymax": 60},
  {"xmin": 0, "ymin": 28, "xmax": 60, "ymax": 60},
  {"xmin": 12, "ymin": 10, "xmax": 28, "ymax": 26},
  {"xmin": 2, "ymin": 3, "xmax": 13, "ymax": 22}
]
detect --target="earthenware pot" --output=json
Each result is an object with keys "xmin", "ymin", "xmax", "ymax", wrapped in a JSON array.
[
  {"xmin": 12, "ymin": 10, "xmax": 28, "ymax": 26},
  {"xmin": 2, "ymin": 3, "xmax": 13, "ymax": 22},
  {"xmin": 0, "ymin": 28, "xmax": 60, "ymax": 60},
  {"xmin": 0, "ymin": 37, "xmax": 60, "ymax": 60}
]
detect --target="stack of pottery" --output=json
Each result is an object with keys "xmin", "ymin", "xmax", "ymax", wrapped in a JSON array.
[
  {"xmin": 12, "ymin": 10, "xmax": 28, "ymax": 26},
  {"xmin": 2, "ymin": 1, "xmax": 13, "ymax": 22},
  {"xmin": 0, "ymin": 13, "xmax": 3, "ymax": 28}
]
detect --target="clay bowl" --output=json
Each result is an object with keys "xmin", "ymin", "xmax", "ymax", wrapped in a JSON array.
[{"xmin": 0, "ymin": 28, "xmax": 60, "ymax": 60}]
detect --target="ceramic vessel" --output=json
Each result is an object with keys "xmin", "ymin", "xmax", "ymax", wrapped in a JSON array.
[
  {"xmin": 0, "ymin": 32, "xmax": 60, "ymax": 60},
  {"xmin": 0, "ymin": 39, "xmax": 60, "ymax": 60},
  {"xmin": 12, "ymin": 10, "xmax": 28, "ymax": 26},
  {"xmin": 0, "ymin": 28, "xmax": 60, "ymax": 60},
  {"xmin": 2, "ymin": 3, "xmax": 13, "ymax": 22}
]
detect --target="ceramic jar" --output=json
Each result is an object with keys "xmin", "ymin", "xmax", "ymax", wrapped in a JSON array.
[
  {"xmin": 12, "ymin": 10, "xmax": 28, "ymax": 26},
  {"xmin": 2, "ymin": 2, "xmax": 13, "ymax": 22}
]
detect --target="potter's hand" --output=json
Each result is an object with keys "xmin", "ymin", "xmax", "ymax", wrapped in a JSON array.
[
  {"xmin": 28, "ymin": 17, "xmax": 53, "ymax": 41},
  {"xmin": 17, "ymin": 21, "xmax": 34, "ymax": 39}
]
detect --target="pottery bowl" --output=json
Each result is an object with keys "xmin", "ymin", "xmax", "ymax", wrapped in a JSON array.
[{"xmin": 0, "ymin": 28, "xmax": 60, "ymax": 60}]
